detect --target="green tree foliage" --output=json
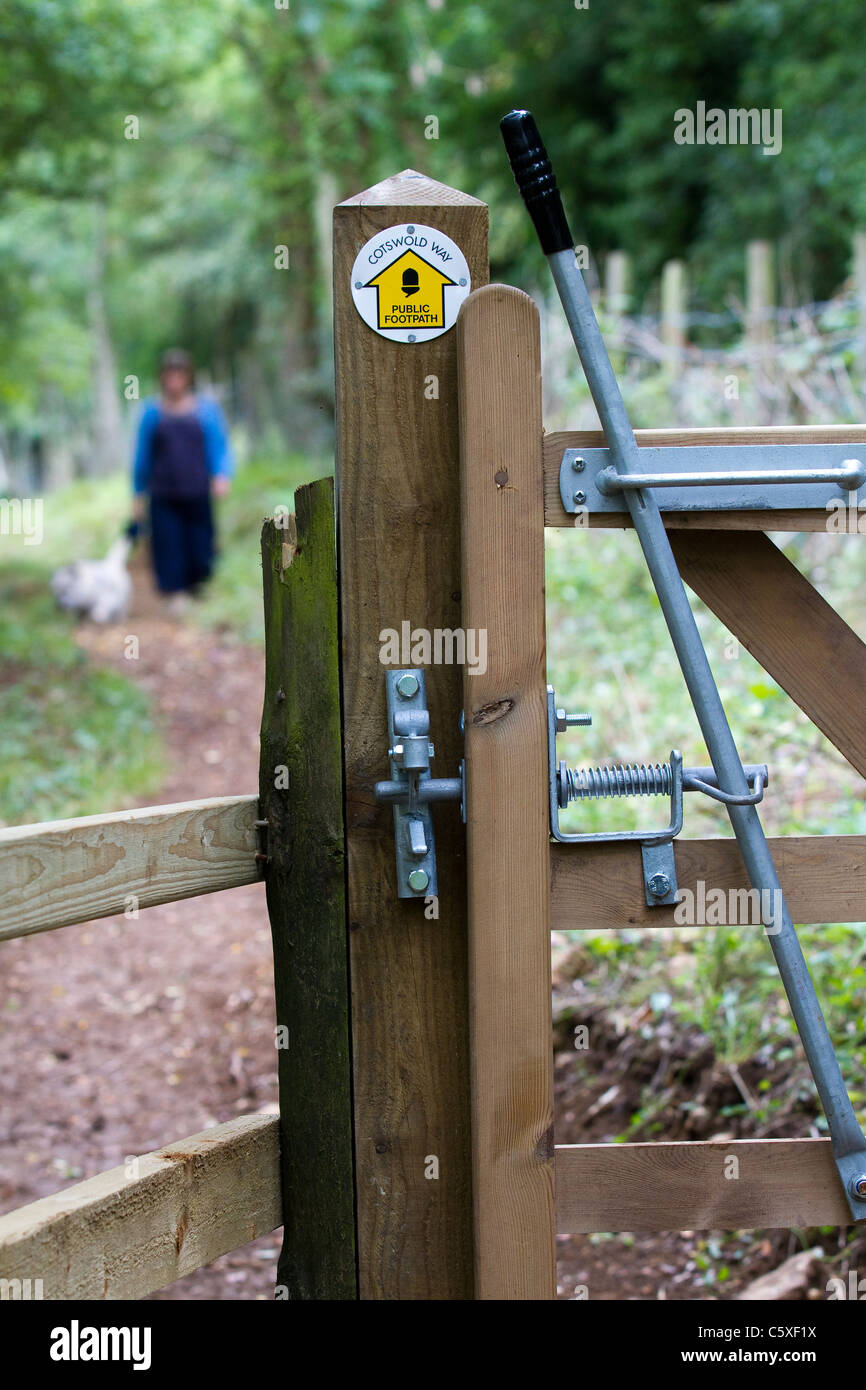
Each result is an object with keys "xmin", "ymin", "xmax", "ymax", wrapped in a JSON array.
[{"xmin": 2, "ymin": 0, "xmax": 866, "ymax": 469}]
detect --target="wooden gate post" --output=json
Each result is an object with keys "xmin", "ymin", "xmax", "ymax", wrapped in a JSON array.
[{"xmin": 334, "ymin": 172, "xmax": 488, "ymax": 1299}]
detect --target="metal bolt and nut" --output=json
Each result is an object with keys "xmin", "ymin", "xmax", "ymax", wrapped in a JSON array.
[
  {"xmin": 396, "ymin": 673, "xmax": 419, "ymax": 699},
  {"xmin": 850, "ymin": 1174, "xmax": 866, "ymax": 1200},
  {"xmin": 407, "ymin": 868, "xmax": 429, "ymax": 893},
  {"xmin": 648, "ymin": 873, "xmax": 672, "ymax": 899},
  {"xmin": 555, "ymin": 708, "xmax": 593, "ymax": 732}
]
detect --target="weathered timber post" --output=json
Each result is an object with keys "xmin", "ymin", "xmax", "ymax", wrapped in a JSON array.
[
  {"xmin": 661, "ymin": 257, "xmax": 687, "ymax": 376},
  {"xmin": 334, "ymin": 171, "xmax": 488, "ymax": 1299},
  {"xmin": 746, "ymin": 239, "xmax": 775, "ymax": 403},
  {"xmin": 605, "ymin": 249, "xmax": 630, "ymax": 317},
  {"xmin": 259, "ymin": 477, "xmax": 357, "ymax": 1299}
]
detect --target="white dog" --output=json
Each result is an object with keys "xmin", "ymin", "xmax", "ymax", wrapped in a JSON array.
[{"xmin": 51, "ymin": 536, "xmax": 133, "ymax": 623}]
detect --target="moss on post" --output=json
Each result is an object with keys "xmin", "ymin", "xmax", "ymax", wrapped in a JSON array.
[{"xmin": 259, "ymin": 476, "xmax": 356, "ymax": 1300}]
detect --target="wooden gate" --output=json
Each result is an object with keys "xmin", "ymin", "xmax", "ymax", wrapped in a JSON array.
[{"xmin": 458, "ymin": 282, "xmax": 866, "ymax": 1299}]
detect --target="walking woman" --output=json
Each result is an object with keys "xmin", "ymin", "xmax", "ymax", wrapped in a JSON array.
[{"xmin": 132, "ymin": 349, "xmax": 233, "ymax": 603}]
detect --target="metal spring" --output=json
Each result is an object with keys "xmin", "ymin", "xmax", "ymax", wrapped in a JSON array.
[{"xmin": 562, "ymin": 761, "xmax": 673, "ymax": 802}]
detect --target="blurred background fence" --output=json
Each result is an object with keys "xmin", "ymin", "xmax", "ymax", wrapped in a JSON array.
[{"xmin": 542, "ymin": 233, "xmax": 866, "ymax": 435}]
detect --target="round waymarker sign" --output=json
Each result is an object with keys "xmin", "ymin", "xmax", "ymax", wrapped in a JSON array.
[{"xmin": 350, "ymin": 223, "xmax": 471, "ymax": 344}]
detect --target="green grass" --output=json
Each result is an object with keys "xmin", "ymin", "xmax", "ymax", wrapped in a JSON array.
[{"xmin": 0, "ymin": 568, "xmax": 164, "ymax": 826}]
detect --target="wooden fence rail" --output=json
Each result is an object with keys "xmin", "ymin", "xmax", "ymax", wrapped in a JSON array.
[
  {"xmin": 551, "ymin": 835, "xmax": 866, "ymax": 931},
  {"xmin": 0, "ymin": 794, "xmax": 260, "ymax": 941},
  {"xmin": 555, "ymin": 1138, "xmax": 850, "ymax": 1234},
  {"xmin": 0, "ymin": 1113, "xmax": 280, "ymax": 1300}
]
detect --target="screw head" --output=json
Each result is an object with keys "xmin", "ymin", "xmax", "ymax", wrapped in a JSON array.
[
  {"xmin": 407, "ymin": 868, "xmax": 429, "ymax": 893},
  {"xmin": 572, "ymin": 457, "xmax": 585, "ymax": 472},
  {"xmin": 850, "ymin": 1174, "xmax": 866, "ymax": 1200},
  {"xmin": 396, "ymin": 673, "xmax": 419, "ymax": 699},
  {"xmin": 648, "ymin": 873, "xmax": 671, "ymax": 898},
  {"xmin": 406, "ymin": 225, "xmax": 415, "ymax": 234},
  {"xmin": 573, "ymin": 490, "xmax": 586, "ymax": 506}
]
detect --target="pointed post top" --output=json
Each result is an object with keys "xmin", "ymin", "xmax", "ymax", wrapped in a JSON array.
[{"xmin": 338, "ymin": 168, "xmax": 486, "ymax": 209}]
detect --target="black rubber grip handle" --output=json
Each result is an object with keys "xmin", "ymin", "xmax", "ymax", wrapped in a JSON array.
[{"xmin": 500, "ymin": 109, "xmax": 574, "ymax": 255}]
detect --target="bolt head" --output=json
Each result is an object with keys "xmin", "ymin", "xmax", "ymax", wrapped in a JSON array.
[
  {"xmin": 572, "ymin": 456, "xmax": 585, "ymax": 472},
  {"xmin": 648, "ymin": 872, "xmax": 671, "ymax": 898},
  {"xmin": 396, "ymin": 673, "xmax": 419, "ymax": 699},
  {"xmin": 407, "ymin": 868, "xmax": 429, "ymax": 893},
  {"xmin": 850, "ymin": 1174, "xmax": 866, "ymax": 1200},
  {"xmin": 573, "ymin": 490, "xmax": 586, "ymax": 506}
]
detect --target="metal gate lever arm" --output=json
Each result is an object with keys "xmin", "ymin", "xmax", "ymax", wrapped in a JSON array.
[{"xmin": 503, "ymin": 108, "xmax": 866, "ymax": 1220}]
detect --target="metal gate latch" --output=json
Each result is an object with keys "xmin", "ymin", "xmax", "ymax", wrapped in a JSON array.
[
  {"xmin": 374, "ymin": 669, "xmax": 464, "ymax": 899},
  {"xmin": 547, "ymin": 687, "xmax": 768, "ymax": 905}
]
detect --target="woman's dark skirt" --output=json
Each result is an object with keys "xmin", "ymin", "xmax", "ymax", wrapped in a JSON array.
[{"xmin": 149, "ymin": 495, "xmax": 215, "ymax": 594}]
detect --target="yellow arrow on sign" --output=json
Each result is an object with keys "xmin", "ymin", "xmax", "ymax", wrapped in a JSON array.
[{"xmin": 363, "ymin": 250, "xmax": 457, "ymax": 331}]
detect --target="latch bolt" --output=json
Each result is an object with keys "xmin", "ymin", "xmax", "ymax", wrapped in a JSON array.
[{"xmin": 374, "ymin": 670, "xmax": 464, "ymax": 900}]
